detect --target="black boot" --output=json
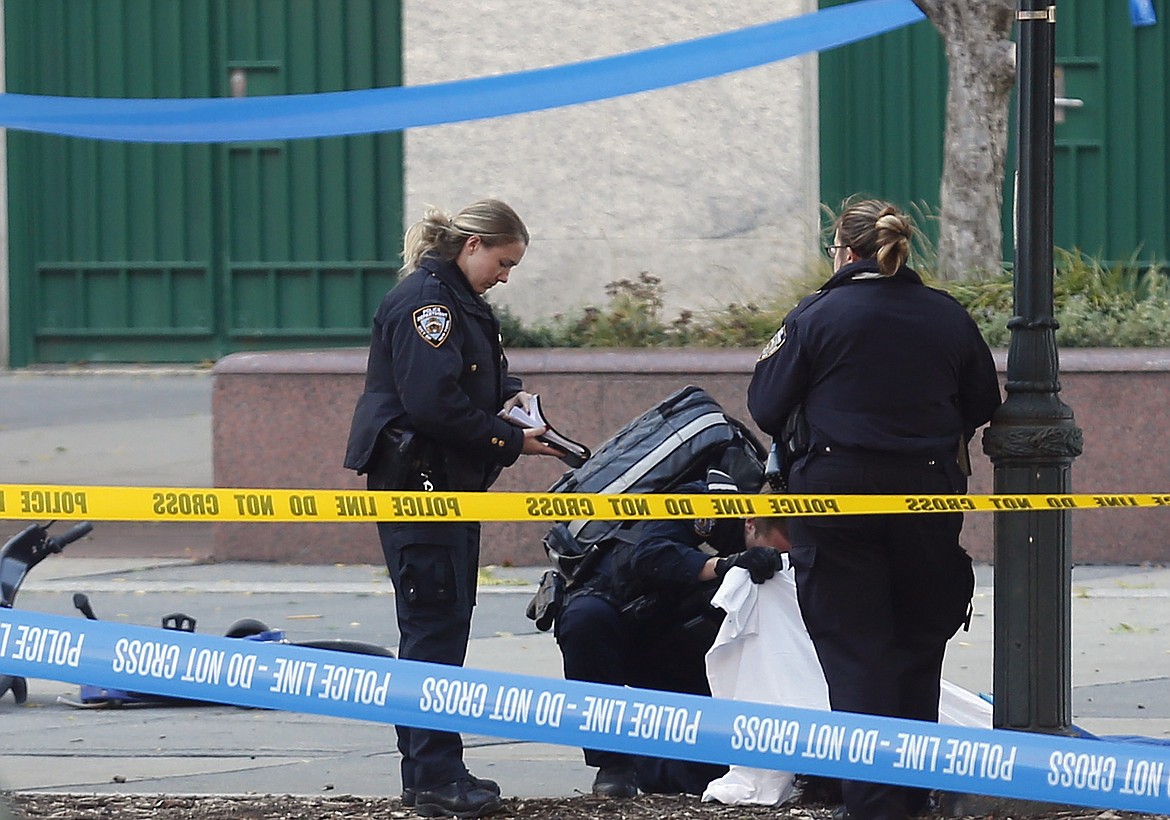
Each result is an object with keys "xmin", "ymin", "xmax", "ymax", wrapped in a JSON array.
[
  {"xmin": 591, "ymin": 766, "xmax": 638, "ymax": 798},
  {"xmin": 413, "ymin": 776, "xmax": 504, "ymax": 818},
  {"xmin": 403, "ymin": 775, "xmax": 499, "ymax": 808}
]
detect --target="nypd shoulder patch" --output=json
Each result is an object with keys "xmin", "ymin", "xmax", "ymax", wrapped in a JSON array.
[
  {"xmin": 413, "ymin": 305, "xmax": 453, "ymax": 348},
  {"xmin": 692, "ymin": 518, "xmax": 716, "ymax": 539},
  {"xmin": 757, "ymin": 325, "xmax": 786, "ymax": 361}
]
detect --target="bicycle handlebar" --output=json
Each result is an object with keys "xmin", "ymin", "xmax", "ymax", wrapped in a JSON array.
[
  {"xmin": 47, "ymin": 522, "xmax": 94, "ymax": 553},
  {"xmin": 1, "ymin": 521, "xmax": 94, "ymax": 607}
]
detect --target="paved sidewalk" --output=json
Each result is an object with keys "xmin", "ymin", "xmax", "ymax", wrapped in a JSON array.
[
  {"xmin": 3, "ymin": 559, "xmax": 580, "ymax": 798},
  {"xmin": 0, "ymin": 368, "xmax": 215, "ymax": 560},
  {"xmin": 2, "ymin": 369, "xmax": 1170, "ymax": 799},
  {"xmin": 4, "ymin": 558, "xmax": 1170, "ymax": 798}
]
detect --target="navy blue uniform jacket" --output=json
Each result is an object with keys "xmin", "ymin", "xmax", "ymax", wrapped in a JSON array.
[
  {"xmin": 609, "ymin": 482, "xmax": 747, "ymax": 606},
  {"xmin": 343, "ymin": 256, "xmax": 525, "ymax": 491},
  {"xmin": 624, "ymin": 516, "xmax": 745, "ymax": 595},
  {"xmin": 747, "ymin": 261, "xmax": 1001, "ymax": 454}
]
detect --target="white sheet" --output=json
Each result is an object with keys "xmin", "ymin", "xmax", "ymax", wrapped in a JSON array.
[{"xmin": 702, "ymin": 567, "xmax": 991, "ymax": 806}]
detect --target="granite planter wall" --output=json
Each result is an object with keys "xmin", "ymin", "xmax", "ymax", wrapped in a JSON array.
[{"xmin": 212, "ymin": 348, "xmax": 1170, "ymax": 566}]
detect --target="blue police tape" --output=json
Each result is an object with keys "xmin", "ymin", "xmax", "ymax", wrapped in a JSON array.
[
  {"xmin": 0, "ymin": 0, "xmax": 924, "ymax": 143},
  {"xmin": 4, "ymin": 607, "xmax": 1169, "ymax": 813}
]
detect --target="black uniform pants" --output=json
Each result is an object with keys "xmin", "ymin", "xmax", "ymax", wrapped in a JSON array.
[
  {"xmin": 788, "ymin": 449, "xmax": 974, "ymax": 820},
  {"xmin": 376, "ymin": 518, "xmax": 480, "ymax": 792},
  {"xmin": 555, "ymin": 590, "xmax": 727, "ymax": 794}
]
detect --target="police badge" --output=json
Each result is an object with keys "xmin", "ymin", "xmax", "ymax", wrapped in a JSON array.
[
  {"xmin": 757, "ymin": 325, "xmax": 786, "ymax": 361},
  {"xmin": 413, "ymin": 305, "xmax": 452, "ymax": 347}
]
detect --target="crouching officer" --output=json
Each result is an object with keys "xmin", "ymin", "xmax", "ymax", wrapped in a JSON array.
[
  {"xmin": 344, "ymin": 199, "xmax": 560, "ymax": 819},
  {"xmin": 554, "ymin": 469, "xmax": 790, "ymax": 799}
]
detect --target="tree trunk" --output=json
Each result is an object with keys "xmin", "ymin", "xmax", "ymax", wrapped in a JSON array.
[{"xmin": 914, "ymin": 1, "xmax": 1016, "ymax": 280}]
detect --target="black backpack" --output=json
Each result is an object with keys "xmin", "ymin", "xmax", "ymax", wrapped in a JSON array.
[{"xmin": 538, "ymin": 385, "xmax": 765, "ymax": 589}]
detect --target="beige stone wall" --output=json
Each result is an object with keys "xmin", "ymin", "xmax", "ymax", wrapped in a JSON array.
[{"xmin": 403, "ymin": 1, "xmax": 820, "ymax": 324}]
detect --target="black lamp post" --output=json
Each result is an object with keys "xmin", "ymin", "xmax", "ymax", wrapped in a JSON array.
[{"xmin": 981, "ymin": 0, "xmax": 1083, "ymax": 733}]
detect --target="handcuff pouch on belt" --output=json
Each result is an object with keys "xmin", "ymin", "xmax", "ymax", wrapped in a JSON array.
[
  {"xmin": 370, "ymin": 427, "xmax": 445, "ymax": 491},
  {"xmin": 525, "ymin": 569, "xmax": 565, "ymax": 632}
]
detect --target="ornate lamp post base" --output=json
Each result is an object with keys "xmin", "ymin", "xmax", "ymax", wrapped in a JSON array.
[{"xmin": 982, "ymin": 2, "xmax": 1083, "ymax": 734}]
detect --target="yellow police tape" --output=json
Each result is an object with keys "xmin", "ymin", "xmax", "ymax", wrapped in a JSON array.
[{"xmin": 1, "ymin": 484, "xmax": 1169, "ymax": 523}]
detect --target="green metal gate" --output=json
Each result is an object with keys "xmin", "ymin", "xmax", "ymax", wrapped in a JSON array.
[
  {"xmin": 819, "ymin": 1, "xmax": 1170, "ymax": 268},
  {"xmin": 6, "ymin": 0, "xmax": 403, "ymax": 366},
  {"xmin": 817, "ymin": 9, "xmax": 948, "ymax": 239}
]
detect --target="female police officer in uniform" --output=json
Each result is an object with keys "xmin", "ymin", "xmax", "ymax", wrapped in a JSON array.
[
  {"xmin": 344, "ymin": 198, "xmax": 559, "ymax": 818},
  {"xmin": 747, "ymin": 198, "xmax": 1001, "ymax": 820}
]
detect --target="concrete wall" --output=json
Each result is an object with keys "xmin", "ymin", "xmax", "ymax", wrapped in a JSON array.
[
  {"xmin": 213, "ymin": 348, "xmax": 1170, "ymax": 567},
  {"xmin": 403, "ymin": 0, "xmax": 821, "ymax": 325}
]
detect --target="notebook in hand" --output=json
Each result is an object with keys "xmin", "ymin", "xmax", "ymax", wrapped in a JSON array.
[{"xmin": 501, "ymin": 394, "xmax": 591, "ymax": 468}]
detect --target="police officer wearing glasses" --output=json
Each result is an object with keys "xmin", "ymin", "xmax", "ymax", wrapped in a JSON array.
[{"xmin": 747, "ymin": 197, "xmax": 1001, "ymax": 820}]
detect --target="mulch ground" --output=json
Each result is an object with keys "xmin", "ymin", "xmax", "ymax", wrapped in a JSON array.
[{"xmin": 6, "ymin": 792, "xmax": 1158, "ymax": 820}]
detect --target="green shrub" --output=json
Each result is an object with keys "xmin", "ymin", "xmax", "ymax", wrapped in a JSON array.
[
  {"xmin": 563, "ymin": 274, "xmax": 679, "ymax": 348},
  {"xmin": 499, "ymin": 273, "xmax": 683, "ymax": 348},
  {"xmin": 938, "ymin": 249, "xmax": 1170, "ymax": 348},
  {"xmin": 499, "ymin": 249, "xmax": 1170, "ymax": 349}
]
